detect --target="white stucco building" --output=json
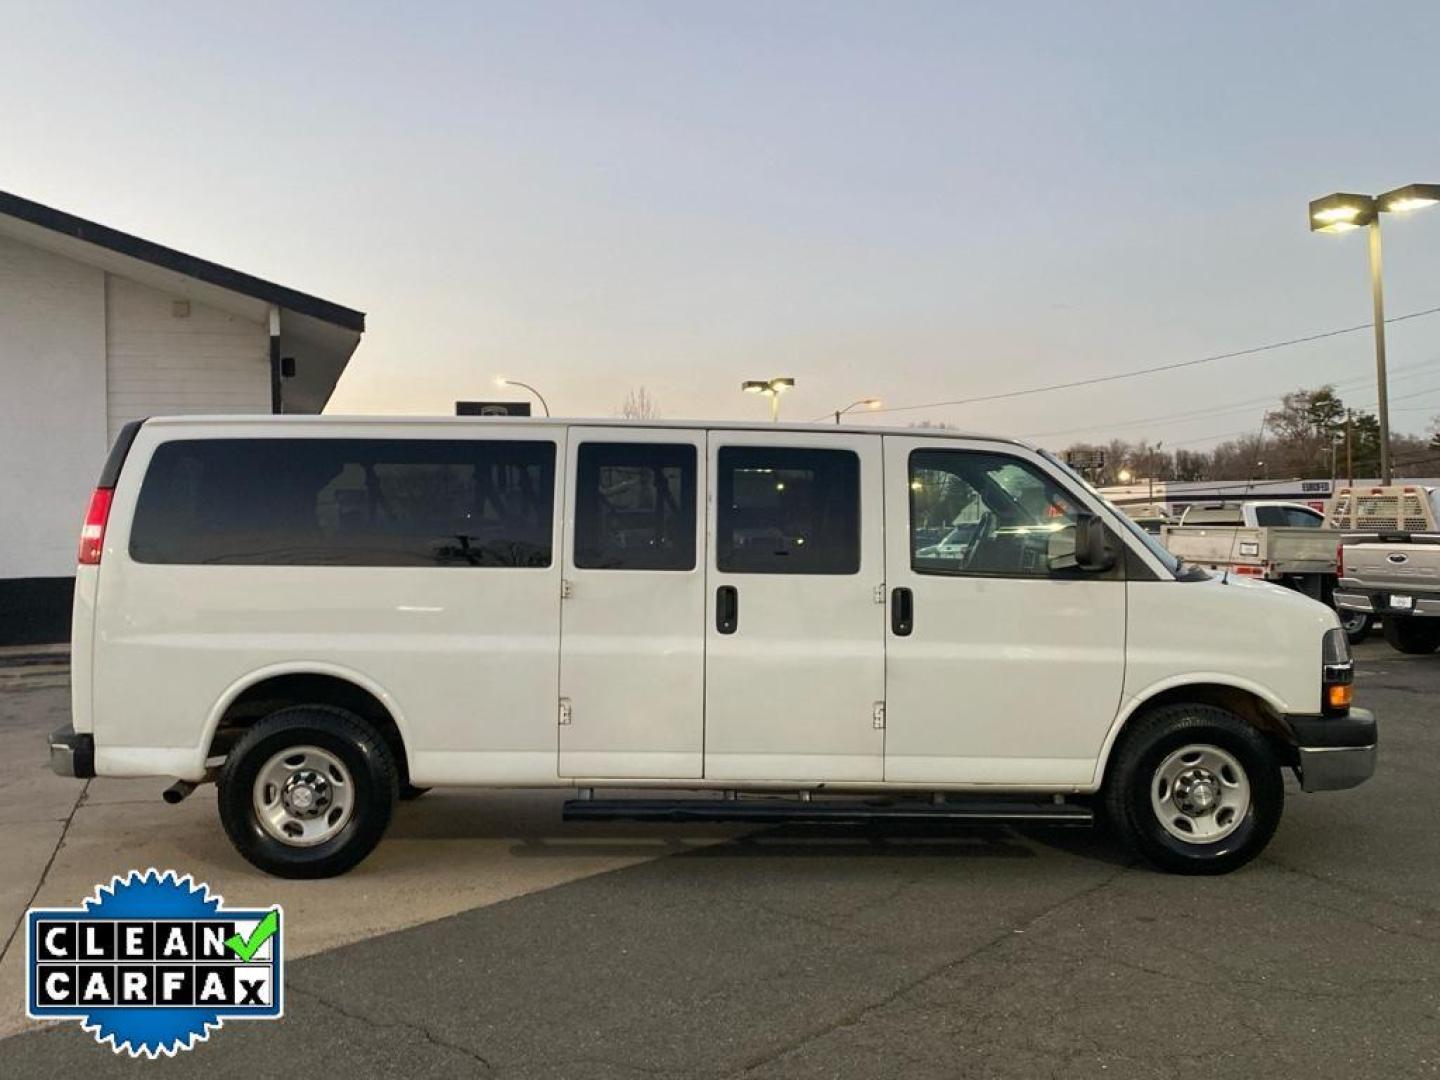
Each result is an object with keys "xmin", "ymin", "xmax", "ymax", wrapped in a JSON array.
[{"xmin": 0, "ymin": 191, "xmax": 365, "ymax": 644}]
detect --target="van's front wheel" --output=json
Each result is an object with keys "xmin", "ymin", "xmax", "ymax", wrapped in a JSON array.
[
  {"xmin": 1104, "ymin": 703, "xmax": 1283, "ymax": 875},
  {"xmin": 218, "ymin": 706, "xmax": 398, "ymax": 878}
]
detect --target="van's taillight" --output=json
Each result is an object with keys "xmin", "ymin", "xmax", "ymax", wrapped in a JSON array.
[{"xmin": 78, "ymin": 488, "xmax": 114, "ymax": 565}]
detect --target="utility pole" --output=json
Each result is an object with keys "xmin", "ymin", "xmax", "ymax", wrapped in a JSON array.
[
  {"xmin": 1368, "ymin": 220, "xmax": 1392, "ymax": 483},
  {"xmin": 1346, "ymin": 410, "xmax": 1354, "ymax": 488}
]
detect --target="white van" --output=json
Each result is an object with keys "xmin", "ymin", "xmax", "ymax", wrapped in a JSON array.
[{"xmin": 51, "ymin": 417, "xmax": 1376, "ymax": 878}]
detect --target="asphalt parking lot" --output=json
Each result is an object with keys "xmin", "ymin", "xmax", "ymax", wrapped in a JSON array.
[{"xmin": 1, "ymin": 639, "xmax": 1437, "ymax": 1078}]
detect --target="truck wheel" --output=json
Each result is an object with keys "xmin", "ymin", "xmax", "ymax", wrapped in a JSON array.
[
  {"xmin": 218, "ymin": 706, "xmax": 398, "ymax": 879},
  {"xmin": 1104, "ymin": 703, "xmax": 1283, "ymax": 875},
  {"xmin": 1381, "ymin": 617, "xmax": 1440, "ymax": 655},
  {"xmin": 1340, "ymin": 610, "xmax": 1372, "ymax": 645}
]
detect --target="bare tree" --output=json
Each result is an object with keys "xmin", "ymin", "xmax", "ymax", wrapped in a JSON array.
[{"xmin": 620, "ymin": 386, "xmax": 661, "ymax": 420}]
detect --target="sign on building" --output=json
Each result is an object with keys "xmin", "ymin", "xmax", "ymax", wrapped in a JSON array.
[
  {"xmin": 1064, "ymin": 449, "xmax": 1106, "ymax": 472},
  {"xmin": 456, "ymin": 401, "xmax": 532, "ymax": 417}
]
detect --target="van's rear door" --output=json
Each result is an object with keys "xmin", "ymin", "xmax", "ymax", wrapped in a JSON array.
[
  {"xmin": 701, "ymin": 429, "xmax": 885, "ymax": 782},
  {"xmin": 558, "ymin": 427, "xmax": 706, "ymax": 778}
]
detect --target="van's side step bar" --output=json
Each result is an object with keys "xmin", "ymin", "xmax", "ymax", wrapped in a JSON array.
[{"xmin": 562, "ymin": 798, "xmax": 1093, "ymax": 826}]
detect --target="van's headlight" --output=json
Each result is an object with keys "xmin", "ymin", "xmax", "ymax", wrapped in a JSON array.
[{"xmin": 1322, "ymin": 628, "xmax": 1353, "ymax": 715}]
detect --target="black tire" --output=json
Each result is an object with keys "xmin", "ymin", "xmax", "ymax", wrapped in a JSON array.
[
  {"xmin": 398, "ymin": 783, "xmax": 431, "ymax": 801},
  {"xmin": 1103, "ymin": 703, "xmax": 1283, "ymax": 875},
  {"xmin": 1381, "ymin": 616, "xmax": 1440, "ymax": 655},
  {"xmin": 1340, "ymin": 610, "xmax": 1372, "ymax": 645},
  {"xmin": 218, "ymin": 705, "xmax": 398, "ymax": 879}
]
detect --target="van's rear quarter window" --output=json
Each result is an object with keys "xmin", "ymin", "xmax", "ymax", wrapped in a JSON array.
[{"xmin": 129, "ymin": 438, "xmax": 556, "ymax": 567}]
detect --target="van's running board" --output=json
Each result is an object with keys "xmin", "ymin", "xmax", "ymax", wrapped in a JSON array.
[{"xmin": 562, "ymin": 798, "xmax": 1093, "ymax": 827}]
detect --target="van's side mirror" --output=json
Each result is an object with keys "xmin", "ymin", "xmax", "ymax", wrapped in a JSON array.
[{"xmin": 1047, "ymin": 513, "xmax": 1115, "ymax": 573}]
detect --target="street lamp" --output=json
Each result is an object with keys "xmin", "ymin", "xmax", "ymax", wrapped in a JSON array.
[
  {"xmin": 494, "ymin": 376, "xmax": 550, "ymax": 417},
  {"xmin": 742, "ymin": 377, "xmax": 795, "ymax": 422},
  {"xmin": 1309, "ymin": 182, "xmax": 1440, "ymax": 483},
  {"xmin": 833, "ymin": 398, "xmax": 882, "ymax": 424}
]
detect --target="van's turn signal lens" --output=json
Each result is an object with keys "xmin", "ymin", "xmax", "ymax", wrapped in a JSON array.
[
  {"xmin": 78, "ymin": 488, "xmax": 113, "ymax": 565},
  {"xmin": 1327, "ymin": 683, "xmax": 1353, "ymax": 711}
]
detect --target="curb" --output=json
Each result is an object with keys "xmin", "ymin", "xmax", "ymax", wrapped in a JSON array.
[
  {"xmin": 0, "ymin": 644, "xmax": 71, "ymax": 669},
  {"xmin": 0, "ymin": 649, "xmax": 70, "ymax": 690}
]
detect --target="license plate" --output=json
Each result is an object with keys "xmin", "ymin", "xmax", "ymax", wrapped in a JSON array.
[{"xmin": 1391, "ymin": 594, "xmax": 1414, "ymax": 611}]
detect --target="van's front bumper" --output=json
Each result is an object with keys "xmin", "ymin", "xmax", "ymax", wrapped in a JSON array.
[
  {"xmin": 1287, "ymin": 708, "xmax": 1376, "ymax": 793},
  {"xmin": 48, "ymin": 724, "xmax": 95, "ymax": 779}
]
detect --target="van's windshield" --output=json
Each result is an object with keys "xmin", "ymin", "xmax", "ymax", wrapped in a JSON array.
[{"xmin": 1039, "ymin": 450, "xmax": 1185, "ymax": 579}]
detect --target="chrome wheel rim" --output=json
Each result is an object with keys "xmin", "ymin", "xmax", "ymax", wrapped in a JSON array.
[
  {"xmin": 252, "ymin": 745, "xmax": 355, "ymax": 847},
  {"xmin": 1341, "ymin": 611, "xmax": 1368, "ymax": 635},
  {"xmin": 1150, "ymin": 743, "xmax": 1250, "ymax": 844}
]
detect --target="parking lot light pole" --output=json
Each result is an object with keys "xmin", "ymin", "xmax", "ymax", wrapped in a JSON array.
[
  {"xmin": 742, "ymin": 377, "xmax": 795, "ymax": 422},
  {"xmin": 833, "ymin": 398, "xmax": 882, "ymax": 424},
  {"xmin": 1309, "ymin": 184, "xmax": 1440, "ymax": 484},
  {"xmin": 495, "ymin": 376, "xmax": 551, "ymax": 417}
]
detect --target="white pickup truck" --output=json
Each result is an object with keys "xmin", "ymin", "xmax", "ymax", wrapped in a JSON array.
[
  {"xmin": 1161, "ymin": 502, "xmax": 1369, "ymax": 642},
  {"xmin": 1332, "ymin": 486, "xmax": 1440, "ymax": 655}
]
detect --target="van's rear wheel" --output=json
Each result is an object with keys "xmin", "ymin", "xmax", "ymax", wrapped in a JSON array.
[
  {"xmin": 1381, "ymin": 616, "xmax": 1440, "ymax": 655},
  {"xmin": 1104, "ymin": 703, "xmax": 1282, "ymax": 875},
  {"xmin": 218, "ymin": 706, "xmax": 397, "ymax": 878}
]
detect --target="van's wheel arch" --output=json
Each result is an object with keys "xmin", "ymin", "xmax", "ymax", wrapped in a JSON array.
[
  {"xmin": 1103, "ymin": 702, "xmax": 1283, "ymax": 875},
  {"xmin": 218, "ymin": 705, "xmax": 398, "ymax": 878}
]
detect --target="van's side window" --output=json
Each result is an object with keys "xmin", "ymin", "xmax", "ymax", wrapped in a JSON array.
[
  {"xmin": 130, "ymin": 438, "xmax": 556, "ymax": 567},
  {"xmin": 910, "ymin": 450, "xmax": 1087, "ymax": 578},
  {"xmin": 716, "ymin": 447, "xmax": 860, "ymax": 574},
  {"xmin": 574, "ymin": 443, "xmax": 697, "ymax": 570}
]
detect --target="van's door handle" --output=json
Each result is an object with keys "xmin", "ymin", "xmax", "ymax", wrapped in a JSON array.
[
  {"xmin": 891, "ymin": 587, "xmax": 914, "ymax": 636},
  {"xmin": 716, "ymin": 586, "xmax": 739, "ymax": 634}
]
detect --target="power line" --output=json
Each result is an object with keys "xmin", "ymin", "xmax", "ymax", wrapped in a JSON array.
[
  {"xmin": 1021, "ymin": 360, "xmax": 1439, "ymax": 441},
  {"xmin": 1165, "ymin": 427, "xmax": 1265, "ymax": 449},
  {"xmin": 868, "ymin": 304, "xmax": 1440, "ymax": 417}
]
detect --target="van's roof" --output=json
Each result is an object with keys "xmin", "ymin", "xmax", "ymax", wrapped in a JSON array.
[{"xmin": 139, "ymin": 414, "xmax": 1037, "ymax": 449}]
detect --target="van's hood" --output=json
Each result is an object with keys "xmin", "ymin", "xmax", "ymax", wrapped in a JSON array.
[{"xmin": 1193, "ymin": 568, "xmax": 1340, "ymax": 626}]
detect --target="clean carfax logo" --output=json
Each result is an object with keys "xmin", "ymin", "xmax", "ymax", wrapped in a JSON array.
[{"xmin": 25, "ymin": 869, "xmax": 283, "ymax": 1057}]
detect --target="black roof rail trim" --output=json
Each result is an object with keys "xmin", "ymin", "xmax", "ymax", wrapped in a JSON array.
[{"xmin": 98, "ymin": 420, "xmax": 146, "ymax": 489}]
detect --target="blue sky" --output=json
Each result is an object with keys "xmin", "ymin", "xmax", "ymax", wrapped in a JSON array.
[{"xmin": 4, "ymin": 1, "xmax": 1439, "ymax": 447}]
